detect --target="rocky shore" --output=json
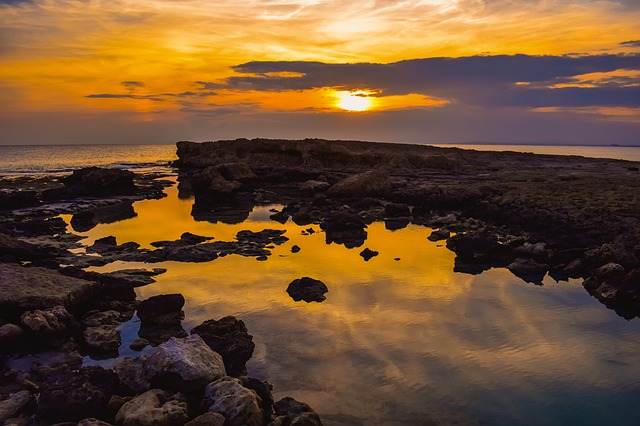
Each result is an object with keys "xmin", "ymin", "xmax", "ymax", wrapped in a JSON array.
[{"xmin": 1, "ymin": 138, "xmax": 639, "ymax": 424}]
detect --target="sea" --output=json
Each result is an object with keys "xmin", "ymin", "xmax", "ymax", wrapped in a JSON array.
[
  {"xmin": 2, "ymin": 143, "xmax": 640, "ymax": 426},
  {"xmin": 0, "ymin": 143, "xmax": 639, "ymax": 177}
]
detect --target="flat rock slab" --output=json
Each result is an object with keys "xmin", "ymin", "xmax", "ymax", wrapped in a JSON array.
[{"xmin": 0, "ymin": 263, "xmax": 98, "ymax": 313}]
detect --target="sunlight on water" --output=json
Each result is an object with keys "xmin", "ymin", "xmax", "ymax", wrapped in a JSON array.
[{"xmin": 67, "ymin": 182, "xmax": 640, "ymax": 426}]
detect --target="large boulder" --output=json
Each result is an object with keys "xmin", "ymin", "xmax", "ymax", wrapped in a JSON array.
[
  {"xmin": 286, "ymin": 277, "xmax": 328, "ymax": 303},
  {"xmin": 137, "ymin": 294, "xmax": 187, "ymax": 345},
  {"xmin": 326, "ymin": 169, "xmax": 392, "ymax": 198},
  {"xmin": 143, "ymin": 334, "xmax": 227, "ymax": 392},
  {"xmin": 0, "ymin": 263, "xmax": 98, "ymax": 315},
  {"xmin": 202, "ymin": 377, "xmax": 263, "ymax": 426},
  {"xmin": 191, "ymin": 316, "xmax": 255, "ymax": 377},
  {"xmin": 137, "ymin": 294, "xmax": 185, "ymax": 326},
  {"xmin": 115, "ymin": 389, "xmax": 189, "ymax": 426},
  {"xmin": 191, "ymin": 166, "xmax": 242, "ymax": 196}
]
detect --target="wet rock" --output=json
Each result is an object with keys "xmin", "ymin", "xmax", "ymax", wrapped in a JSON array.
[
  {"xmin": 82, "ymin": 310, "xmax": 123, "ymax": 354},
  {"xmin": 271, "ymin": 397, "xmax": 322, "ymax": 426},
  {"xmin": 185, "ymin": 411, "xmax": 225, "ymax": 426},
  {"xmin": 61, "ymin": 167, "xmax": 136, "ymax": 196},
  {"xmin": 115, "ymin": 389, "xmax": 188, "ymax": 426},
  {"xmin": 70, "ymin": 202, "xmax": 137, "ymax": 232},
  {"xmin": 144, "ymin": 335, "xmax": 227, "ymax": 393},
  {"xmin": 202, "ymin": 377, "xmax": 263, "ymax": 426},
  {"xmin": 101, "ymin": 268, "xmax": 166, "ymax": 288},
  {"xmin": 87, "ymin": 236, "xmax": 141, "ymax": 255},
  {"xmin": 37, "ymin": 366, "xmax": 121, "ymax": 424},
  {"xmin": 384, "ymin": 218, "xmax": 410, "ymax": 231},
  {"xmin": 360, "ymin": 248, "xmax": 379, "ymax": 261},
  {"xmin": 0, "ymin": 391, "xmax": 36, "ymax": 423},
  {"xmin": 326, "ymin": 169, "xmax": 392, "ymax": 198},
  {"xmin": 270, "ymin": 210, "xmax": 289, "ymax": 224},
  {"xmin": 191, "ymin": 316, "xmax": 255, "ymax": 377},
  {"xmin": 286, "ymin": 277, "xmax": 328, "ymax": 303},
  {"xmin": 236, "ymin": 229, "xmax": 288, "ymax": 245},
  {"xmin": 20, "ymin": 305, "xmax": 77, "ymax": 348},
  {"xmin": 137, "ymin": 294, "xmax": 186, "ymax": 345},
  {"xmin": 137, "ymin": 294, "xmax": 185, "ymax": 326},
  {"xmin": 242, "ymin": 377, "xmax": 275, "ymax": 422},
  {"xmin": 320, "ymin": 212, "xmax": 367, "ymax": 249},
  {"xmin": 291, "ymin": 245, "xmax": 301, "ymax": 253},
  {"xmin": 507, "ymin": 258, "xmax": 549, "ymax": 284},
  {"xmin": 151, "ymin": 232, "xmax": 213, "ymax": 249},
  {"xmin": 114, "ymin": 357, "xmax": 149, "ymax": 394},
  {"xmin": 428, "ymin": 228, "xmax": 450, "ymax": 242},
  {"xmin": 513, "ymin": 242, "xmax": 548, "ymax": 262}
]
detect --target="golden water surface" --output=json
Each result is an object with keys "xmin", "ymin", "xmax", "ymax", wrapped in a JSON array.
[{"xmin": 69, "ymin": 182, "xmax": 640, "ymax": 426}]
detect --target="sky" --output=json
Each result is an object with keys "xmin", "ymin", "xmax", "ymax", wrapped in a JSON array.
[{"xmin": 1, "ymin": 0, "xmax": 639, "ymax": 146}]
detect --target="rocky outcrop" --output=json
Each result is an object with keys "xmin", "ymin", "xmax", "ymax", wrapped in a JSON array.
[
  {"xmin": 61, "ymin": 167, "xmax": 136, "ymax": 196},
  {"xmin": 320, "ymin": 212, "xmax": 367, "ymax": 248},
  {"xmin": 270, "ymin": 397, "xmax": 323, "ymax": 426},
  {"xmin": 191, "ymin": 316, "xmax": 255, "ymax": 377},
  {"xmin": 286, "ymin": 277, "xmax": 329, "ymax": 303}
]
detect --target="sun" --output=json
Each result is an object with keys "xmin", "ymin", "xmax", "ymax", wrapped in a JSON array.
[{"xmin": 335, "ymin": 90, "xmax": 374, "ymax": 112}]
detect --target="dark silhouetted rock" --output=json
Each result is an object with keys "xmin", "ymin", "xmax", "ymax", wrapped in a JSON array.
[
  {"xmin": 272, "ymin": 396, "xmax": 323, "ymax": 426},
  {"xmin": 320, "ymin": 212, "xmax": 367, "ymax": 248},
  {"xmin": 446, "ymin": 233, "xmax": 512, "ymax": 274},
  {"xmin": 286, "ymin": 277, "xmax": 328, "ymax": 303},
  {"xmin": 360, "ymin": 248, "xmax": 379, "ymax": 261},
  {"xmin": 191, "ymin": 316, "xmax": 255, "ymax": 377},
  {"xmin": 191, "ymin": 166, "xmax": 242, "ymax": 195},
  {"xmin": 0, "ymin": 323, "xmax": 29, "ymax": 354},
  {"xmin": 0, "ymin": 190, "xmax": 40, "ymax": 210},
  {"xmin": 428, "ymin": 228, "xmax": 450, "ymax": 242},
  {"xmin": 507, "ymin": 258, "xmax": 549, "ymax": 285},
  {"xmin": 384, "ymin": 203, "xmax": 410, "ymax": 218},
  {"xmin": 137, "ymin": 294, "xmax": 185, "ymax": 325},
  {"xmin": 70, "ymin": 202, "xmax": 136, "ymax": 232},
  {"xmin": 61, "ymin": 167, "xmax": 136, "ymax": 196},
  {"xmin": 291, "ymin": 245, "xmax": 301, "ymax": 253},
  {"xmin": 37, "ymin": 366, "xmax": 121, "ymax": 424}
]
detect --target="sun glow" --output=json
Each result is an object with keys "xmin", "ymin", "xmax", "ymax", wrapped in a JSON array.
[{"xmin": 335, "ymin": 90, "xmax": 375, "ymax": 112}]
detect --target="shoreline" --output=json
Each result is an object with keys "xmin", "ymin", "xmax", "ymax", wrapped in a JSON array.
[{"xmin": 1, "ymin": 138, "xmax": 639, "ymax": 424}]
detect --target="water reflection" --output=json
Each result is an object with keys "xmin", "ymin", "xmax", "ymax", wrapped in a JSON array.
[{"xmin": 70, "ymin": 183, "xmax": 640, "ymax": 426}]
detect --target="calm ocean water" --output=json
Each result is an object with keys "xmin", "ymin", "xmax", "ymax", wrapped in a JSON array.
[
  {"xmin": 0, "ymin": 144, "xmax": 177, "ymax": 176},
  {"xmin": 0, "ymin": 143, "xmax": 639, "ymax": 176}
]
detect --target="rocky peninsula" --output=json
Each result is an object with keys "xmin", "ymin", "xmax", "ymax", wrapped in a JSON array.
[{"xmin": 1, "ymin": 138, "xmax": 639, "ymax": 424}]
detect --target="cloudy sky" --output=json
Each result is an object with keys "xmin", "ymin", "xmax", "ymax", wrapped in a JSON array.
[{"xmin": 1, "ymin": 0, "xmax": 639, "ymax": 145}]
